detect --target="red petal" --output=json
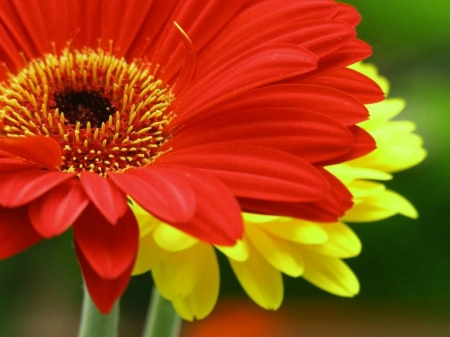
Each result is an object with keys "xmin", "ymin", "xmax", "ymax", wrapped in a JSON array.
[
  {"xmin": 171, "ymin": 22, "xmax": 197, "ymax": 93},
  {"xmin": 0, "ymin": 136, "xmax": 62, "ymax": 170},
  {"xmin": 300, "ymin": 39, "xmax": 373, "ymax": 79},
  {"xmin": 28, "ymin": 0, "xmax": 77, "ymax": 53},
  {"xmin": 166, "ymin": 106, "xmax": 355, "ymax": 164},
  {"xmin": 0, "ymin": 1, "xmax": 39, "ymax": 65},
  {"xmin": 322, "ymin": 126, "xmax": 376, "ymax": 165},
  {"xmin": 240, "ymin": 168, "xmax": 353, "ymax": 222},
  {"xmin": 123, "ymin": 0, "xmax": 178, "ymax": 60},
  {"xmin": 333, "ymin": 3, "xmax": 361, "ymax": 27},
  {"xmin": 304, "ymin": 67, "xmax": 385, "ymax": 104},
  {"xmin": 197, "ymin": 0, "xmax": 339, "ymax": 74},
  {"xmin": 350, "ymin": 125, "xmax": 378, "ymax": 157},
  {"xmin": 146, "ymin": 0, "xmax": 246, "ymax": 80},
  {"xmin": 295, "ymin": 20, "xmax": 355, "ymax": 58},
  {"xmin": 157, "ymin": 145, "xmax": 329, "ymax": 203},
  {"xmin": 176, "ymin": 44, "xmax": 318, "ymax": 120},
  {"xmin": 73, "ymin": 205, "xmax": 139, "ymax": 279},
  {"xmin": 198, "ymin": 18, "xmax": 353, "ymax": 77},
  {"xmin": 2, "ymin": 0, "xmax": 48, "ymax": 56},
  {"xmin": 0, "ymin": 157, "xmax": 35, "ymax": 172},
  {"xmin": 80, "ymin": 172, "xmax": 128, "ymax": 225},
  {"xmin": 75, "ymin": 245, "xmax": 132, "ymax": 314},
  {"xmin": 0, "ymin": 206, "xmax": 42, "ymax": 259},
  {"xmin": 99, "ymin": 0, "xmax": 157, "ymax": 55},
  {"xmin": 70, "ymin": 0, "xmax": 103, "ymax": 50},
  {"xmin": 0, "ymin": 21, "xmax": 25, "ymax": 70},
  {"xmin": 156, "ymin": 167, "xmax": 243, "ymax": 245},
  {"xmin": 168, "ymin": 106, "xmax": 353, "ymax": 144},
  {"xmin": 0, "ymin": 169, "xmax": 75, "ymax": 207},
  {"xmin": 28, "ymin": 180, "xmax": 89, "ymax": 238},
  {"xmin": 293, "ymin": 168, "xmax": 353, "ymax": 221},
  {"xmin": 108, "ymin": 167, "xmax": 196, "ymax": 225},
  {"xmin": 172, "ymin": 83, "xmax": 369, "ymax": 129}
]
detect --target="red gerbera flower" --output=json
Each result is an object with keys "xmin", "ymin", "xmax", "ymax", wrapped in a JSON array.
[{"xmin": 0, "ymin": 0, "xmax": 382, "ymax": 313}]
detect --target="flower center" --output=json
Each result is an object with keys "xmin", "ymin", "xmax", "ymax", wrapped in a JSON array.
[
  {"xmin": 0, "ymin": 48, "xmax": 173, "ymax": 175},
  {"xmin": 53, "ymin": 89, "xmax": 117, "ymax": 128}
]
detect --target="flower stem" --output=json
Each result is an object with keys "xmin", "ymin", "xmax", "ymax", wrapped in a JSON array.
[
  {"xmin": 142, "ymin": 287, "xmax": 182, "ymax": 337},
  {"xmin": 78, "ymin": 285, "xmax": 120, "ymax": 337}
]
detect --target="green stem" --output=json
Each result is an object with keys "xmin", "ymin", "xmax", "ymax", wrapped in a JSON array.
[
  {"xmin": 78, "ymin": 285, "xmax": 120, "ymax": 337},
  {"xmin": 142, "ymin": 287, "xmax": 182, "ymax": 337}
]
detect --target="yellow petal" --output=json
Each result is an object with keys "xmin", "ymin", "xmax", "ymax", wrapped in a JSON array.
[
  {"xmin": 343, "ymin": 189, "xmax": 418, "ymax": 222},
  {"xmin": 301, "ymin": 249, "xmax": 359, "ymax": 297},
  {"xmin": 247, "ymin": 225, "xmax": 304, "ymax": 277},
  {"xmin": 216, "ymin": 239, "xmax": 249, "ymax": 261},
  {"xmin": 346, "ymin": 167, "xmax": 392, "ymax": 181},
  {"xmin": 153, "ymin": 223, "xmax": 198, "ymax": 252},
  {"xmin": 371, "ymin": 121, "xmax": 417, "ymax": 142},
  {"xmin": 132, "ymin": 232, "xmax": 169, "ymax": 275},
  {"xmin": 152, "ymin": 243, "xmax": 209, "ymax": 299},
  {"xmin": 305, "ymin": 223, "xmax": 362, "ymax": 258},
  {"xmin": 364, "ymin": 99, "xmax": 406, "ymax": 125},
  {"xmin": 171, "ymin": 244, "xmax": 219, "ymax": 321},
  {"xmin": 129, "ymin": 201, "xmax": 160, "ymax": 237},
  {"xmin": 325, "ymin": 164, "xmax": 355, "ymax": 185},
  {"xmin": 229, "ymin": 242, "xmax": 283, "ymax": 310},
  {"xmin": 256, "ymin": 218, "xmax": 328, "ymax": 244},
  {"xmin": 243, "ymin": 213, "xmax": 280, "ymax": 223},
  {"xmin": 326, "ymin": 164, "xmax": 392, "ymax": 185},
  {"xmin": 350, "ymin": 122, "xmax": 426, "ymax": 173},
  {"xmin": 348, "ymin": 180, "xmax": 386, "ymax": 199}
]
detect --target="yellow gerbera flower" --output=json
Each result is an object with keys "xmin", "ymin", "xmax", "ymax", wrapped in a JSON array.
[{"xmin": 131, "ymin": 62, "xmax": 425, "ymax": 321}]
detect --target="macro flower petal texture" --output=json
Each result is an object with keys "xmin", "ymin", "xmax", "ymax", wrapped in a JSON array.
[
  {"xmin": 0, "ymin": 1, "xmax": 383, "ymax": 313},
  {"xmin": 132, "ymin": 62, "xmax": 425, "ymax": 321}
]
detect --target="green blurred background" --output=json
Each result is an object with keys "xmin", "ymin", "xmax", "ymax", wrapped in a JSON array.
[{"xmin": 0, "ymin": 1, "xmax": 449, "ymax": 336}]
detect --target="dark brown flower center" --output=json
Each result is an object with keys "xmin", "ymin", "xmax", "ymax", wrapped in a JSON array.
[
  {"xmin": 53, "ymin": 89, "xmax": 117, "ymax": 128},
  {"xmin": 0, "ymin": 48, "xmax": 174, "ymax": 176}
]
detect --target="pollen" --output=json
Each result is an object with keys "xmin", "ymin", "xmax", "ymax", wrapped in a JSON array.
[{"xmin": 0, "ymin": 48, "xmax": 173, "ymax": 175}]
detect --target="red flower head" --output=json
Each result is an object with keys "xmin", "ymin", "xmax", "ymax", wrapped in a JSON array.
[{"xmin": 0, "ymin": 0, "xmax": 383, "ymax": 313}]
